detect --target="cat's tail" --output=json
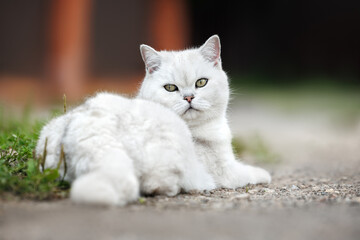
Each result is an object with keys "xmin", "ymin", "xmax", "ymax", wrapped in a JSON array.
[{"xmin": 70, "ymin": 150, "xmax": 140, "ymax": 206}]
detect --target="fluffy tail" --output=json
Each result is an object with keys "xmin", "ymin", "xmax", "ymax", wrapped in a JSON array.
[{"xmin": 70, "ymin": 150, "xmax": 140, "ymax": 206}]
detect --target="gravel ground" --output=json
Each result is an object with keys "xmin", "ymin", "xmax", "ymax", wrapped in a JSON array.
[
  {"xmin": 128, "ymin": 172, "xmax": 360, "ymax": 211},
  {"xmin": 1, "ymin": 99, "xmax": 359, "ymax": 240}
]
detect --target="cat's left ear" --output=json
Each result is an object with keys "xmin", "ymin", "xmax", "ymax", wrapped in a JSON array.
[
  {"xmin": 199, "ymin": 35, "xmax": 221, "ymax": 68},
  {"xmin": 140, "ymin": 44, "xmax": 161, "ymax": 74}
]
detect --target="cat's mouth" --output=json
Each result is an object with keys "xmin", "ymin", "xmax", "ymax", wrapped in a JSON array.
[{"xmin": 183, "ymin": 106, "xmax": 199, "ymax": 115}]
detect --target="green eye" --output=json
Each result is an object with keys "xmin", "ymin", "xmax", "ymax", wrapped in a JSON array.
[
  {"xmin": 195, "ymin": 78, "xmax": 208, "ymax": 88},
  {"xmin": 164, "ymin": 84, "xmax": 178, "ymax": 92}
]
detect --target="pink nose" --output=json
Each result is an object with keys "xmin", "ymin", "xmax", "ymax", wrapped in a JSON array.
[{"xmin": 184, "ymin": 96, "xmax": 194, "ymax": 103}]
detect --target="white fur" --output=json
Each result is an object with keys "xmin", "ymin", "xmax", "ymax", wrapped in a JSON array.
[
  {"xmin": 138, "ymin": 35, "xmax": 271, "ymax": 188},
  {"xmin": 36, "ymin": 93, "xmax": 215, "ymax": 206}
]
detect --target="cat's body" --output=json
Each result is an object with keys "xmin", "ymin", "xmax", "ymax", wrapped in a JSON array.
[
  {"xmin": 138, "ymin": 35, "xmax": 271, "ymax": 188},
  {"xmin": 36, "ymin": 93, "xmax": 215, "ymax": 206},
  {"xmin": 36, "ymin": 35, "xmax": 270, "ymax": 206}
]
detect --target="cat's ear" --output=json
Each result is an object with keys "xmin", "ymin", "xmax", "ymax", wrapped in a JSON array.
[
  {"xmin": 199, "ymin": 35, "xmax": 221, "ymax": 67},
  {"xmin": 140, "ymin": 44, "xmax": 161, "ymax": 74}
]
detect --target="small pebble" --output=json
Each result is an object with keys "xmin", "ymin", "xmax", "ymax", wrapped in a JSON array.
[
  {"xmin": 325, "ymin": 189, "xmax": 334, "ymax": 193},
  {"xmin": 264, "ymin": 188, "xmax": 275, "ymax": 193}
]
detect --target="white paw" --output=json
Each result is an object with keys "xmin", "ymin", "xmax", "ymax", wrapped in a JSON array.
[
  {"xmin": 249, "ymin": 166, "xmax": 271, "ymax": 184},
  {"xmin": 181, "ymin": 166, "xmax": 216, "ymax": 192},
  {"xmin": 215, "ymin": 163, "xmax": 271, "ymax": 188},
  {"xmin": 141, "ymin": 173, "xmax": 181, "ymax": 197},
  {"xmin": 199, "ymin": 177, "xmax": 217, "ymax": 191}
]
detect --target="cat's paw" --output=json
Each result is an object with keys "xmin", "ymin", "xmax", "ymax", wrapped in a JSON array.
[
  {"xmin": 249, "ymin": 166, "xmax": 271, "ymax": 184},
  {"xmin": 70, "ymin": 171, "xmax": 139, "ymax": 206},
  {"xmin": 141, "ymin": 172, "xmax": 181, "ymax": 197},
  {"xmin": 216, "ymin": 163, "xmax": 271, "ymax": 188},
  {"xmin": 197, "ymin": 177, "xmax": 216, "ymax": 191}
]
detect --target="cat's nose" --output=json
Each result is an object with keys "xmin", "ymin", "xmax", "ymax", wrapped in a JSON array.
[{"xmin": 184, "ymin": 95, "xmax": 194, "ymax": 103}]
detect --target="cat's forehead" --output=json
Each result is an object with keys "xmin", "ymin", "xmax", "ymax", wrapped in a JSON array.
[
  {"xmin": 158, "ymin": 49, "xmax": 210, "ymax": 85},
  {"xmin": 160, "ymin": 49, "xmax": 202, "ymax": 64}
]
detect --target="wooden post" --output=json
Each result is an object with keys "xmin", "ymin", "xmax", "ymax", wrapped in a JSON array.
[
  {"xmin": 47, "ymin": 0, "xmax": 92, "ymax": 101},
  {"xmin": 149, "ymin": 0, "xmax": 189, "ymax": 50}
]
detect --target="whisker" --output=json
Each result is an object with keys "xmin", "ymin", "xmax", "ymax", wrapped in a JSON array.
[{"xmin": 172, "ymin": 102, "xmax": 188, "ymax": 115}]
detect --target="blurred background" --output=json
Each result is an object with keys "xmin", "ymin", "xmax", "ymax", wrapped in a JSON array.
[
  {"xmin": 0, "ymin": 0, "xmax": 359, "ymax": 104},
  {"xmin": 0, "ymin": 0, "xmax": 359, "ymax": 171}
]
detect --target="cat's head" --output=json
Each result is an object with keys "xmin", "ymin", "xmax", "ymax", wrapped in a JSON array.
[{"xmin": 138, "ymin": 35, "xmax": 229, "ymax": 124}]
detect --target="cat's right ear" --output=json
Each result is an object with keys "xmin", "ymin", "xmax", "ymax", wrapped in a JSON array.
[{"xmin": 140, "ymin": 45, "xmax": 161, "ymax": 74}]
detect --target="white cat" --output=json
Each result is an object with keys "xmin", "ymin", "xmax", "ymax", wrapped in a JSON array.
[
  {"xmin": 36, "ymin": 93, "xmax": 215, "ymax": 206},
  {"xmin": 138, "ymin": 35, "xmax": 271, "ymax": 188}
]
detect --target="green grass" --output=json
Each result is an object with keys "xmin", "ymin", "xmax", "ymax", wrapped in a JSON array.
[{"xmin": 0, "ymin": 106, "xmax": 69, "ymax": 200}]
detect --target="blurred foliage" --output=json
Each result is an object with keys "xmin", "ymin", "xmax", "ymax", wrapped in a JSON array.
[
  {"xmin": 230, "ymin": 76, "xmax": 360, "ymax": 128},
  {"xmin": 232, "ymin": 136, "xmax": 281, "ymax": 165}
]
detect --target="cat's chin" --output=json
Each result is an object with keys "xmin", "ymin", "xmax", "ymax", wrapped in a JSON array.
[{"xmin": 182, "ymin": 108, "xmax": 202, "ymax": 120}]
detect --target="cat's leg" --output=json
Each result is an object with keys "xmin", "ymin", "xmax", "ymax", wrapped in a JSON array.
[
  {"xmin": 181, "ymin": 163, "xmax": 216, "ymax": 192},
  {"xmin": 140, "ymin": 145, "xmax": 215, "ymax": 196},
  {"xmin": 70, "ymin": 149, "xmax": 139, "ymax": 206},
  {"xmin": 201, "ymin": 142, "xmax": 271, "ymax": 188},
  {"xmin": 180, "ymin": 150, "xmax": 216, "ymax": 192},
  {"xmin": 140, "ymin": 148, "xmax": 183, "ymax": 197}
]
